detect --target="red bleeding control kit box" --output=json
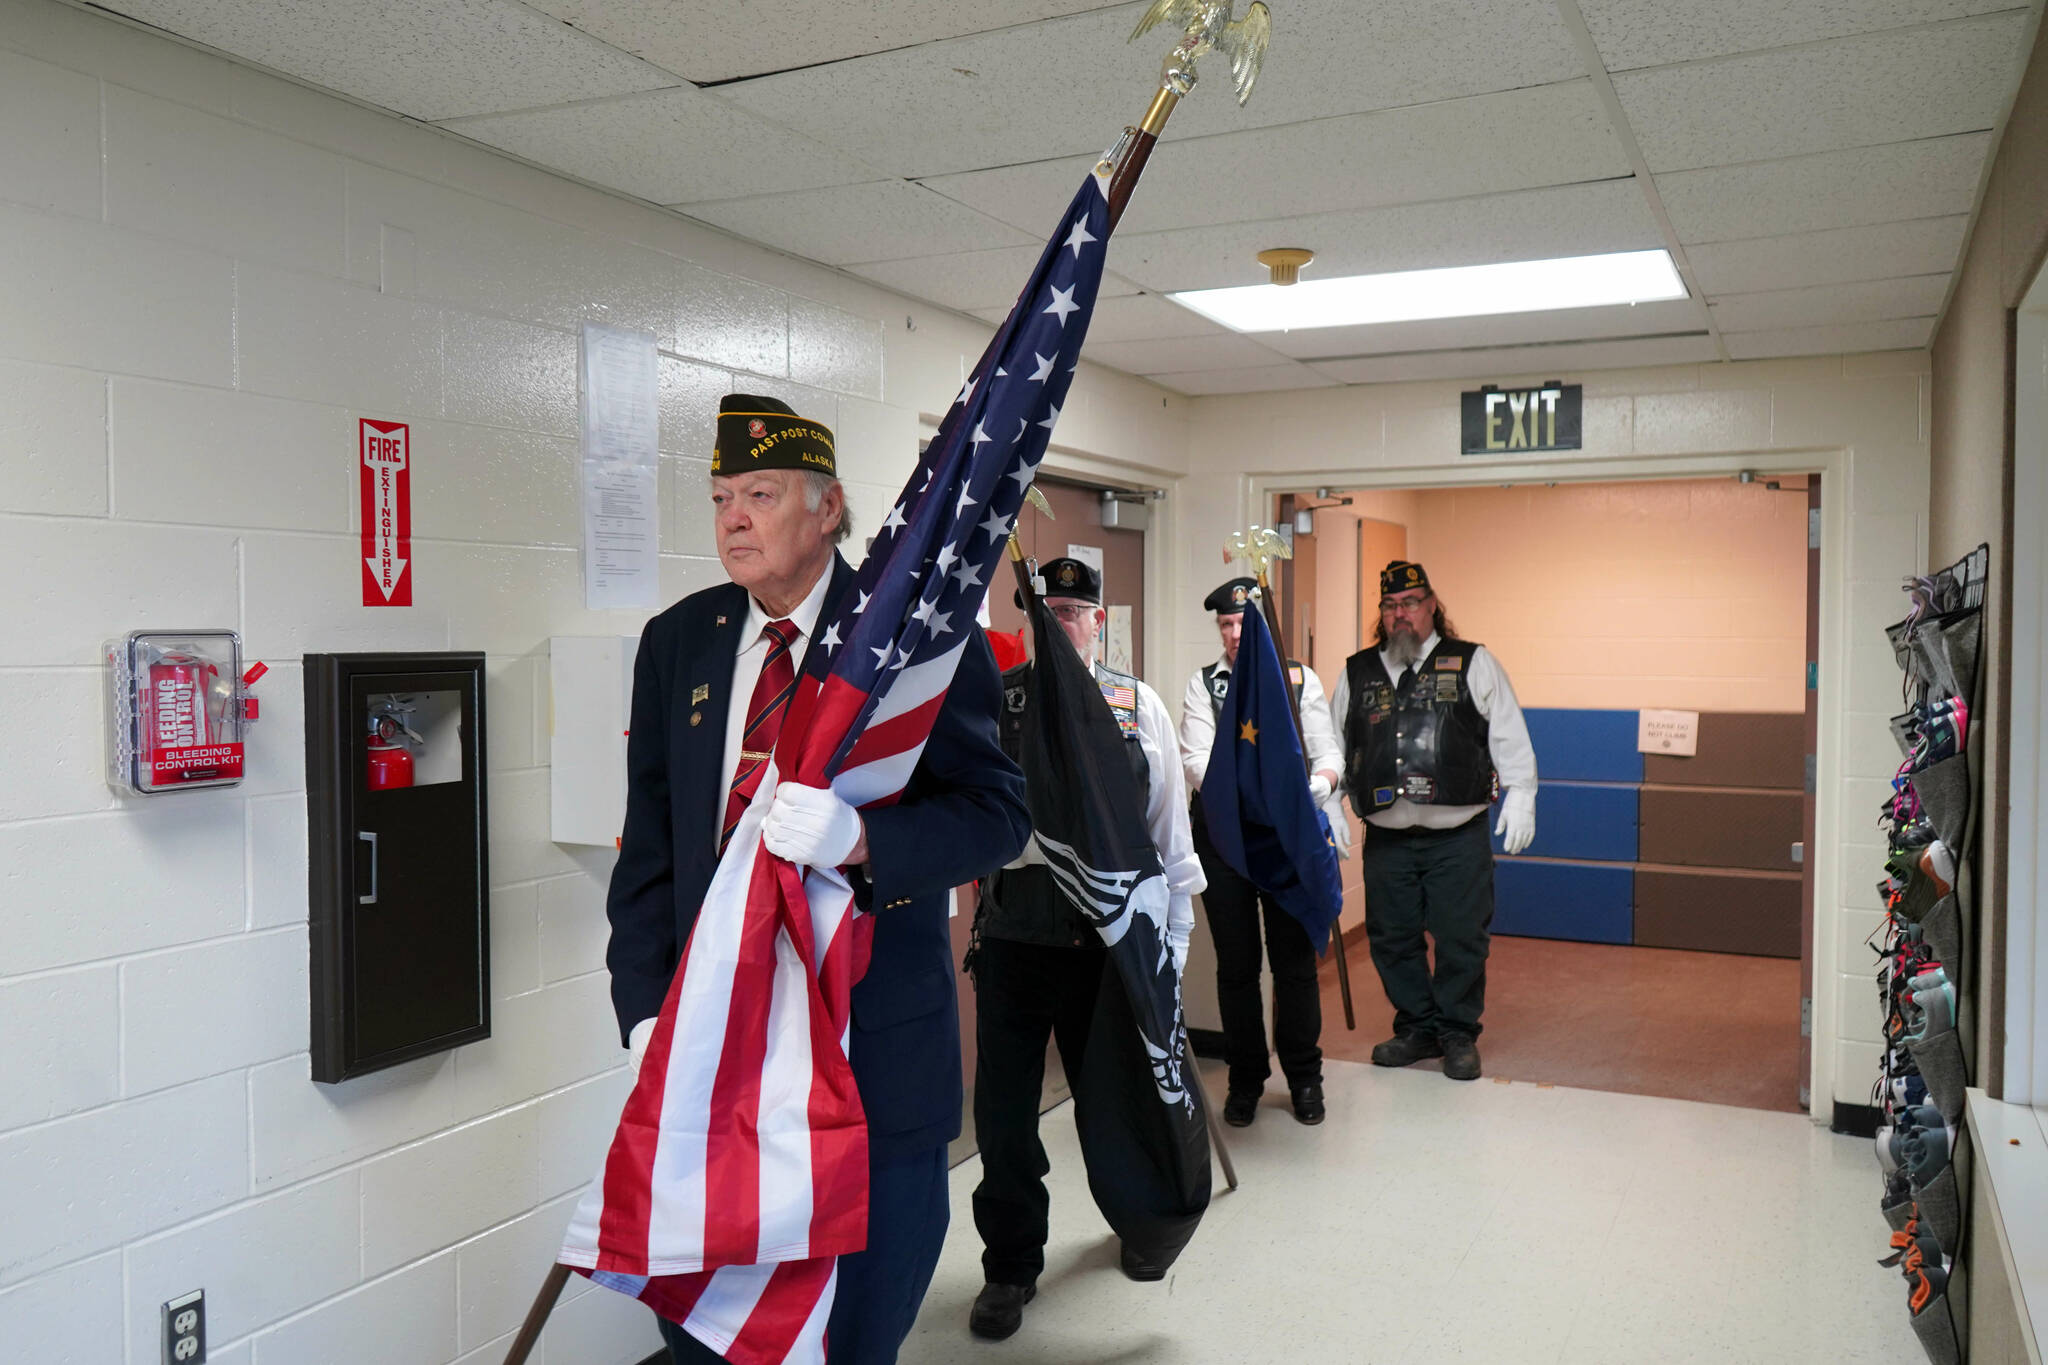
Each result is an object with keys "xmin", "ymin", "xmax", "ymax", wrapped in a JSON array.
[{"xmin": 106, "ymin": 630, "xmax": 264, "ymax": 795}]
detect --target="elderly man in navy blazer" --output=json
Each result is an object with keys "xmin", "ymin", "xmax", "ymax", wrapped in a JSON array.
[{"xmin": 606, "ymin": 395, "xmax": 1030, "ymax": 1364}]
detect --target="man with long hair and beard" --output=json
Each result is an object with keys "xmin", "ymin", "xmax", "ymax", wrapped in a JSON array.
[{"xmin": 1331, "ymin": 561, "xmax": 1537, "ymax": 1081}]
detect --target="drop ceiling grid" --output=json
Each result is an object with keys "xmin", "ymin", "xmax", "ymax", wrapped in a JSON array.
[
  {"xmin": 441, "ymin": 85, "xmax": 887, "ymax": 204},
  {"xmin": 1610, "ymin": 10, "xmax": 2034, "ymax": 172},
  {"xmin": 519, "ymin": 0, "xmax": 1125, "ymax": 83},
  {"xmin": 97, "ymin": 0, "xmax": 681, "ymax": 122},
  {"xmin": 79, "ymin": 0, "xmax": 2045, "ymax": 383},
  {"xmin": 911, "ymin": 79, "xmax": 1634, "ymax": 239},
  {"xmin": 678, "ymin": 179, "xmax": 1038, "ymax": 266}
]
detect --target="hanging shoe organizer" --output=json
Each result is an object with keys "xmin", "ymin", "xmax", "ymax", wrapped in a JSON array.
[{"xmin": 1870, "ymin": 543, "xmax": 1987, "ymax": 1365}]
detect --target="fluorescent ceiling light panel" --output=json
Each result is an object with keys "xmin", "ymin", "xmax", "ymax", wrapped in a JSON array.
[{"xmin": 1170, "ymin": 250, "xmax": 1688, "ymax": 333}]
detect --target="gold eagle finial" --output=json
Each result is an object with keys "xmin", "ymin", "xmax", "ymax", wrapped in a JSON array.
[{"xmin": 1130, "ymin": 0, "xmax": 1273, "ymax": 107}]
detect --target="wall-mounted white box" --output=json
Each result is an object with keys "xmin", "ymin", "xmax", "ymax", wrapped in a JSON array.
[{"xmin": 549, "ymin": 636, "xmax": 639, "ymax": 847}]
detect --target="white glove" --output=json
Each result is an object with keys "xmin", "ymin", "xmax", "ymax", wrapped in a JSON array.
[
  {"xmin": 1307, "ymin": 772, "xmax": 1334, "ymax": 803},
  {"xmin": 1325, "ymin": 805, "xmax": 1354, "ymax": 859},
  {"xmin": 1495, "ymin": 802, "xmax": 1535, "ymax": 857},
  {"xmin": 626, "ymin": 1017, "xmax": 655, "ymax": 1076},
  {"xmin": 1166, "ymin": 891, "xmax": 1193, "ymax": 975},
  {"xmin": 762, "ymin": 781, "xmax": 864, "ymax": 868}
]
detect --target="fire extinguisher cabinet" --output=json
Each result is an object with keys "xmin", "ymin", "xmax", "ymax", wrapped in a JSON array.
[{"xmin": 305, "ymin": 652, "xmax": 489, "ymax": 1083}]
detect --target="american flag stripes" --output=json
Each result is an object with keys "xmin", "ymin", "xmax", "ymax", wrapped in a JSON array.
[{"xmin": 557, "ymin": 164, "xmax": 1116, "ymax": 1364}]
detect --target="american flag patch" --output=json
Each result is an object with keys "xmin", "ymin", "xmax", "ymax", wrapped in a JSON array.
[
  {"xmin": 1435, "ymin": 655, "xmax": 1463, "ymax": 671},
  {"xmin": 1100, "ymin": 683, "xmax": 1136, "ymax": 710}
]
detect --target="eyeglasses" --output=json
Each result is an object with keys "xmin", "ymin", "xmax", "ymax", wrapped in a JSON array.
[
  {"xmin": 1048, "ymin": 603, "xmax": 1097, "ymax": 621},
  {"xmin": 1379, "ymin": 595, "xmax": 1433, "ymax": 616}
]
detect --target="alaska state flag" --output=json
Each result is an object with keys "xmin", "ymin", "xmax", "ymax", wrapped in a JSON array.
[{"xmin": 1201, "ymin": 598, "xmax": 1345, "ymax": 947}]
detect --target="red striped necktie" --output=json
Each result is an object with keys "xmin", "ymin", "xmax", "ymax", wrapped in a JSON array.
[{"xmin": 721, "ymin": 618, "xmax": 798, "ymax": 854}]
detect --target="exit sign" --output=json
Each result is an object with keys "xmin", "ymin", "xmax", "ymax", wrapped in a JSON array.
[{"xmin": 1460, "ymin": 383, "xmax": 1582, "ymax": 455}]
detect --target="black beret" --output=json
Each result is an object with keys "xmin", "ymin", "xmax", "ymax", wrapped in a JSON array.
[
  {"xmin": 1017, "ymin": 555, "xmax": 1102, "ymax": 608},
  {"xmin": 1204, "ymin": 576, "xmax": 1258, "ymax": 614},
  {"xmin": 1380, "ymin": 560, "xmax": 1431, "ymax": 597},
  {"xmin": 713, "ymin": 394, "xmax": 835, "ymax": 477}
]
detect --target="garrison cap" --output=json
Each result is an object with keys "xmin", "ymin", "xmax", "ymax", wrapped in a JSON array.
[
  {"xmin": 1204, "ymin": 576, "xmax": 1258, "ymax": 615},
  {"xmin": 1018, "ymin": 555, "xmax": 1102, "ymax": 608},
  {"xmin": 712, "ymin": 394, "xmax": 835, "ymax": 477},
  {"xmin": 1380, "ymin": 560, "xmax": 1431, "ymax": 598}
]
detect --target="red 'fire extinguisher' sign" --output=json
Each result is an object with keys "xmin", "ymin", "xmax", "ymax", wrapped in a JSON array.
[{"xmin": 360, "ymin": 419, "xmax": 412, "ymax": 607}]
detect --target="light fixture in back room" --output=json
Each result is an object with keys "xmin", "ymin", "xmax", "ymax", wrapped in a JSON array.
[{"xmin": 1172, "ymin": 249, "xmax": 1689, "ymax": 333}]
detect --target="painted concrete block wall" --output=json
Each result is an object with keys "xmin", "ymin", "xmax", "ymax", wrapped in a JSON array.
[
  {"xmin": 1176, "ymin": 355, "xmax": 1933, "ymax": 1113},
  {"xmin": 0, "ymin": 1, "xmax": 1188, "ymax": 1360}
]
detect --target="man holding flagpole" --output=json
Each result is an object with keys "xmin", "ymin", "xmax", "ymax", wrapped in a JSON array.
[
  {"xmin": 965, "ymin": 556, "xmax": 1204, "ymax": 1341},
  {"xmin": 602, "ymin": 395, "xmax": 1030, "ymax": 1363},
  {"xmin": 1180, "ymin": 576, "xmax": 1346, "ymax": 1127}
]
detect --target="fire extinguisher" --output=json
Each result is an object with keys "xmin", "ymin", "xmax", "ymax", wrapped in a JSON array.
[{"xmin": 366, "ymin": 699, "xmax": 422, "ymax": 790}]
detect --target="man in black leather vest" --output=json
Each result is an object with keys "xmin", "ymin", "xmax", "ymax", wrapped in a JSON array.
[
  {"xmin": 1177, "ymin": 576, "xmax": 1347, "ymax": 1128},
  {"xmin": 967, "ymin": 558, "xmax": 1204, "ymax": 1341},
  {"xmin": 1332, "ymin": 561, "xmax": 1537, "ymax": 1082}
]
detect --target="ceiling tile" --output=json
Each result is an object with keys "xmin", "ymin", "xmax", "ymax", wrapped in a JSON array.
[
  {"xmin": 523, "ymin": 0, "xmax": 1122, "ymax": 83},
  {"xmin": 1656, "ymin": 133, "xmax": 1991, "ymax": 244},
  {"xmin": 715, "ymin": 0, "xmax": 1588, "ymax": 180},
  {"xmin": 1722, "ymin": 316, "xmax": 1935, "ymax": 359},
  {"xmin": 1309, "ymin": 334, "xmax": 1719, "ymax": 384},
  {"xmin": 921, "ymin": 81, "xmax": 1630, "ymax": 235},
  {"xmin": 1708, "ymin": 274, "xmax": 1951, "ymax": 332},
  {"xmin": 846, "ymin": 252, "xmax": 1139, "ymax": 313},
  {"xmin": 977, "ymin": 292, "xmax": 1226, "ymax": 344},
  {"xmin": 679, "ymin": 181, "xmax": 1033, "ymax": 266},
  {"xmin": 1110, "ymin": 179, "xmax": 1663, "ymax": 294},
  {"xmin": 1084, "ymin": 332, "xmax": 1296, "ymax": 374},
  {"xmin": 1145, "ymin": 363, "xmax": 1340, "ymax": 395},
  {"xmin": 441, "ymin": 87, "xmax": 878, "ymax": 204},
  {"xmin": 1611, "ymin": 12, "xmax": 2031, "ymax": 171},
  {"xmin": 1688, "ymin": 216, "xmax": 1968, "ymax": 294},
  {"xmin": 1253, "ymin": 298, "xmax": 1710, "ymax": 361},
  {"xmin": 1579, "ymin": 0, "xmax": 2022, "ymax": 73},
  {"xmin": 97, "ymin": 0, "xmax": 676, "ymax": 122}
]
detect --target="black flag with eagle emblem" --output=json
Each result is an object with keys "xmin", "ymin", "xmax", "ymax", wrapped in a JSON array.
[{"xmin": 1015, "ymin": 597, "xmax": 1211, "ymax": 1268}]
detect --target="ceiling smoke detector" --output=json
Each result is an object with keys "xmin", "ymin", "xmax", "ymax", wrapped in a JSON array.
[{"xmin": 1256, "ymin": 247, "xmax": 1315, "ymax": 286}]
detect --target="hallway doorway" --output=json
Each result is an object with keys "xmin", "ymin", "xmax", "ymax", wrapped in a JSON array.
[{"xmin": 1282, "ymin": 474, "xmax": 1820, "ymax": 1113}]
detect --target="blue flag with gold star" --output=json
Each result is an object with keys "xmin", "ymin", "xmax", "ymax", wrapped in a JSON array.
[{"xmin": 1201, "ymin": 599, "xmax": 1345, "ymax": 946}]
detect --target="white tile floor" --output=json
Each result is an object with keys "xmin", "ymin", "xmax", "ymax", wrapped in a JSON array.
[{"xmin": 901, "ymin": 1059, "xmax": 1905, "ymax": 1364}]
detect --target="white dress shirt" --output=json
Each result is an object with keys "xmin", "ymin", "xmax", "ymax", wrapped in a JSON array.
[
  {"xmin": 1178, "ymin": 654, "xmax": 1343, "ymax": 795},
  {"xmin": 1328, "ymin": 631, "xmax": 1538, "ymax": 831},
  {"xmin": 1006, "ymin": 664, "xmax": 1206, "ymax": 899},
  {"xmin": 717, "ymin": 565, "xmax": 834, "ymax": 847}
]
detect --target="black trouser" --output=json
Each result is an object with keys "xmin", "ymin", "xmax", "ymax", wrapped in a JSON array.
[
  {"xmin": 1359, "ymin": 813, "xmax": 1495, "ymax": 1038},
  {"xmin": 1192, "ymin": 815, "xmax": 1323, "ymax": 1096},
  {"xmin": 969, "ymin": 935, "xmax": 1106, "ymax": 1288}
]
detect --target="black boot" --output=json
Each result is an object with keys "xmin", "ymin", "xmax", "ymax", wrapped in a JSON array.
[
  {"xmin": 1290, "ymin": 1082, "xmax": 1326, "ymax": 1125},
  {"xmin": 1370, "ymin": 1031, "xmax": 1443, "ymax": 1067},
  {"xmin": 1440, "ymin": 1030, "xmax": 1482, "ymax": 1081},
  {"xmin": 1120, "ymin": 1243, "xmax": 1167, "ymax": 1282},
  {"xmin": 969, "ymin": 1283, "xmax": 1035, "ymax": 1340},
  {"xmin": 1222, "ymin": 1089, "xmax": 1259, "ymax": 1127}
]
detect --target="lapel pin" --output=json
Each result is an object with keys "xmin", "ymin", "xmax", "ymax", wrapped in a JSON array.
[
  {"xmin": 690, "ymin": 711, "xmax": 702, "ymax": 726},
  {"xmin": 717, "ymin": 614, "xmax": 728, "ymax": 626},
  {"xmin": 692, "ymin": 684, "xmax": 709, "ymax": 704}
]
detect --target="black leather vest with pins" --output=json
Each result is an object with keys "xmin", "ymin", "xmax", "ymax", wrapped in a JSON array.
[{"xmin": 1342, "ymin": 639, "xmax": 1496, "ymax": 816}]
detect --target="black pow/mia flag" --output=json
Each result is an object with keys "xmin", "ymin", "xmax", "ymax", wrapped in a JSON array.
[{"xmin": 1017, "ymin": 599, "xmax": 1210, "ymax": 1268}]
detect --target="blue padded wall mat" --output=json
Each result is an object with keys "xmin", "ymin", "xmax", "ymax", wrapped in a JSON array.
[
  {"xmin": 1520, "ymin": 708, "xmax": 1643, "ymax": 784},
  {"xmin": 1491, "ymin": 782, "xmax": 1639, "ymax": 862},
  {"xmin": 1492, "ymin": 859, "xmax": 1634, "ymax": 944}
]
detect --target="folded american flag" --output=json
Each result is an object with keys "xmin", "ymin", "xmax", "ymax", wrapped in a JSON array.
[{"xmin": 558, "ymin": 164, "xmax": 1115, "ymax": 1364}]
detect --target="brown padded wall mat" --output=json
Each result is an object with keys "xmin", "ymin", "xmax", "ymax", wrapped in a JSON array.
[
  {"xmin": 1642, "ymin": 712, "xmax": 1805, "ymax": 789},
  {"xmin": 1634, "ymin": 867, "xmax": 1802, "ymax": 958},
  {"xmin": 1637, "ymin": 788, "xmax": 1803, "ymax": 872}
]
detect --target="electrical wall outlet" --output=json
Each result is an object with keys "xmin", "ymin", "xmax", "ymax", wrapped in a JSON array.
[{"xmin": 163, "ymin": 1289, "xmax": 205, "ymax": 1364}]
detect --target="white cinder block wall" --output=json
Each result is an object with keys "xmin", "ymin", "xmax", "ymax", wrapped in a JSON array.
[
  {"xmin": 0, "ymin": 2, "xmax": 1190, "ymax": 1361},
  {"xmin": 1177, "ymin": 357, "xmax": 1934, "ymax": 1117}
]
